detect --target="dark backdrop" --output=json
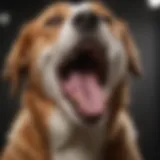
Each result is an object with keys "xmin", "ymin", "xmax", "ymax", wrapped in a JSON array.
[{"xmin": 0, "ymin": 0, "xmax": 160, "ymax": 160}]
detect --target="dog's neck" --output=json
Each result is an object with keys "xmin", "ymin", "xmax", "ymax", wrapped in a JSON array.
[
  {"xmin": 48, "ymin": 104, "xmax": 107, "ymax": 160},
  {"xmin": 20, "ymin": 78, "xmax": 129, "ymax": 160},
  {"xmin": 22, "ymin": 88, "xmax": 107, "ymax": 160}
]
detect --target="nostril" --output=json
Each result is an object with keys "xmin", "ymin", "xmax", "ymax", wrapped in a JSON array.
[
  {"xmin": 73, "ymin": 11, "xmax": 99, "ymax": 32},
  {"xmin": 74, "ymin": 13, "xmax": 85, "ymax": 26}
]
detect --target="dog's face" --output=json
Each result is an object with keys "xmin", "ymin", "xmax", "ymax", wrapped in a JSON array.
[{"xmin": 4, "ymin": 2, "xmax": 142, "ymax": 126}]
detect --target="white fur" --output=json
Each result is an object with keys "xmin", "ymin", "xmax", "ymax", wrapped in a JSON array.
[
  {"xmin": 119, "ymin": 112, "xmax": 138, "ymax": 141},
  {"xmin": 7, "ymin": 109, "xmax": 29, "ymax": 141},
  {"xmin": 49, "ymin": 107, "xmax": 106, "ymax": 160},
  {"xmin": 37, "ymin": 2, "xmax": 127, "ymax": 126},
  {"xmin": 34, "ymin": 2, "xmax": 131, "ymax": 160},
  {"xmin": 37, "ymin": 3, "xmax": 128, "ymax": 160}
]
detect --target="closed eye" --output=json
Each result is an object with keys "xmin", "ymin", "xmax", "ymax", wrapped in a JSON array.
[
  {"xmin": 46, "ymin": 15, "xmax": 64, "ymax": 26},
  {"xmin": 101, "ymin": 15, "xmax": 112, "ymax": 24}
]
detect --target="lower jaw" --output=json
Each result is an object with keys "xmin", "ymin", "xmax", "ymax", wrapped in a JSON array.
[{"xmin": 74, "ymin": 110, "xmax": 107, "ymax": 127}]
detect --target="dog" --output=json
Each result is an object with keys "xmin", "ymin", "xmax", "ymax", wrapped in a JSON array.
[{"xmin": 1, "ymin": 1, "xmax": 143, "ymax": 160}]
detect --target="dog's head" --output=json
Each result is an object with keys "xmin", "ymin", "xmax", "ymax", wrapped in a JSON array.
[{"xmin": 3, "ymin": 1, "xmax": 142, "ymax": 126}]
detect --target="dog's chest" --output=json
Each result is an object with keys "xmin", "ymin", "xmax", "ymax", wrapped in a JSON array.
[{"xmin": 49, "ymin": 109, "xmax": 105, "ymax": 160}]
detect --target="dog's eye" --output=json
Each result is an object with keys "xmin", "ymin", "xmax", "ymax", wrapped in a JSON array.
[
  {"xmin": 46, "ymin": 15, "xmax": 64, "ymax": 26},
  {"xmin": 101, "ymin": 16, "xmax": 112, "ymax": 24}
]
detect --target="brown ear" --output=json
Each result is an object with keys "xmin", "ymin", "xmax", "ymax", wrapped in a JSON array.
[
  {"xmin": 3, "ymin": 23, "xmax": 32, "ymax": 95},
  {"xmin": 118, "ymin": 19, "xmax": 143, "ymax": 77}
]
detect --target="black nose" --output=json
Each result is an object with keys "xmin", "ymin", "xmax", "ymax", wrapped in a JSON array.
[{"xmin": 73, "ymin": 11, "xmax": 99, "ymax": 32}]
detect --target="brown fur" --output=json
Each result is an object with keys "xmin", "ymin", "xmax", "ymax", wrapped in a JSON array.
[{"xmin": 1, "ymin": 2, "xmax": 143, "ymax": 160}]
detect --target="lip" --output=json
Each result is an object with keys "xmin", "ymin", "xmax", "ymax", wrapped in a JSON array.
[
  {"xmin": 57, "ymin": 38, "xmax": 108, "ymax": 125},
  {"xmin": 58, "ymin": 38, "xmax": 108, "ymax": 85}
]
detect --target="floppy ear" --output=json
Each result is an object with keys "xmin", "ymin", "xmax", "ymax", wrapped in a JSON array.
[
  {"xmin": 3, "ymin": 23, "xmax": 32, "ymax": 95},
  {"xmin": 118, "ymin": 19, "xmax": 143, "ymax": 77}
]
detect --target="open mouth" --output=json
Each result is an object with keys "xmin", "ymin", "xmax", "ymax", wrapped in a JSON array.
[{"xmin": 58, "ymin": 39, "xmax": 108, "ymax": 124}]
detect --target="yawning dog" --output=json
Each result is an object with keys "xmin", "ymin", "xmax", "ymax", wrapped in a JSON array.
[{"xmin": 1, "ymin": 1, "xmax": 143, "ymax": 160}]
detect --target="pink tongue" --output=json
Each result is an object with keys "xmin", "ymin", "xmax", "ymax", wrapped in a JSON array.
[{"xmin": 62, "ymin": 73, "xmax": 107, "ymax": 116}]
